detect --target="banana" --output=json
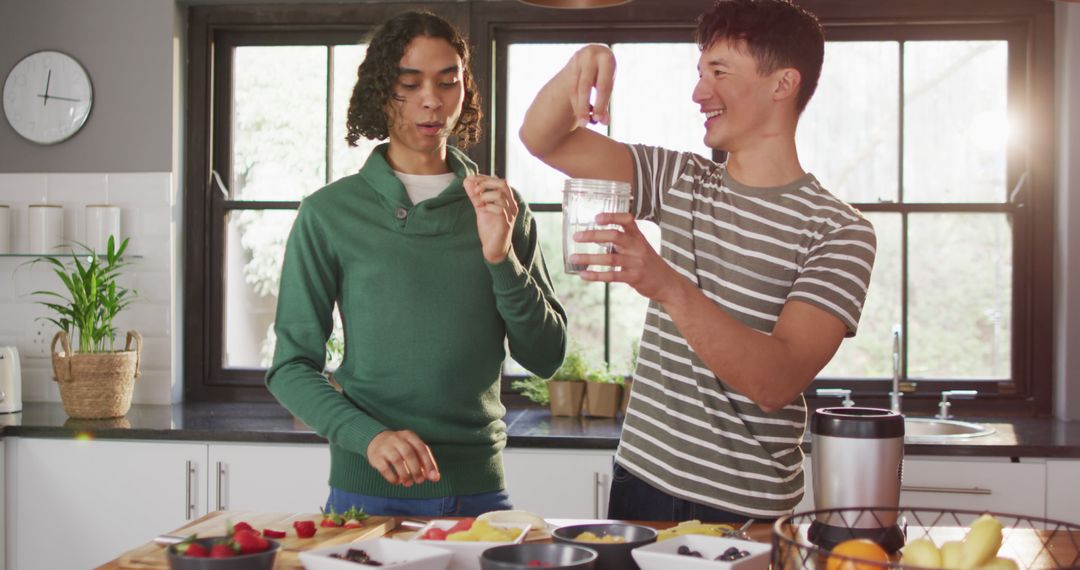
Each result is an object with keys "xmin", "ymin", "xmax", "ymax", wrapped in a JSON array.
[
  {"xmin": 978, "ymin": 557, "xmax": 1019, "ymax": 570},
  {"xmin": 941, "ymin": 541, "xmax": 965, "ymax": 569},
  {"xmin": 902, "ymin": 538, "xmax": 943, "ymax": 569},
  {"xmin": 958, "ymin": 514, "xmax": 1004, "ymax": 569}
]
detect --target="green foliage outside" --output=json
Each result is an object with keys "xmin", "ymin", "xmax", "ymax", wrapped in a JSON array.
[{"xmin": 30, "ymin": 237, "xmax": 137, "ymax": 354}]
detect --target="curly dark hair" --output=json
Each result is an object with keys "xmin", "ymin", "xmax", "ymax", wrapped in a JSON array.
[
  {"xmin": 345, "ymin": 11, "xmax": 481, "ymax": 149},
  {"xmin": 695, "ymin": 0, "xmax": 824, "ymax": 112}
]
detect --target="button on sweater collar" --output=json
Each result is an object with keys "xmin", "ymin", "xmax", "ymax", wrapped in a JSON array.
[{"xmin": 358, "ymin": 143, "xmax": 478, "ymax": 235}]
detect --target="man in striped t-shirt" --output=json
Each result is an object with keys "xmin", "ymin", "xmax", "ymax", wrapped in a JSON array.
[{"xmin": 519, "ymin": 0, "xmax": 876, "ymax": 521}]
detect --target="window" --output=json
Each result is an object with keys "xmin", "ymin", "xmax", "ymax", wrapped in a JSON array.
[{"xmin": 186, "ymin": 2, "xmax": 1054, "ymax": 414}]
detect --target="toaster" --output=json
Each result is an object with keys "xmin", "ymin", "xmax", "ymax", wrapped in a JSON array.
[{"xmin": 0, "ymin": 345, "xmax": 23, "ymax": 414}]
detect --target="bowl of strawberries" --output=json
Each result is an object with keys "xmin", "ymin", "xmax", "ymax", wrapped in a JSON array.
[{"xmin": 166, "ymin": 522, "xmax": 280, "ymax": 570}]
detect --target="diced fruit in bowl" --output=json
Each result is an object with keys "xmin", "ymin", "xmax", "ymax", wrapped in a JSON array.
[
  {"xmin": 166, "ymin": 536, "xmax": 280, "ymax": 570},
  {"xmin": 299, "ymin": 537, "xmax": 453, "ymax": 570},
  {"xmin": 551, "ymin": 523, "xmax": 657, "ymax": 570},
  {"xmin": 631, "ymin": 535, "xmax": 771, "ymax": 570},
  {"xmin": 481, "ymin": 543, "xmax": 598, "ymax": 570},
  {"xmin": 413, "ymin": 519, "xmax": 532, "ymax": 570}
]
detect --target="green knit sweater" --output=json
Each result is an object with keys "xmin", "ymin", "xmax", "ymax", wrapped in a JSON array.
[{"xmin": 267, "ymin": 144, "xmax": 567, "ymax": 498}]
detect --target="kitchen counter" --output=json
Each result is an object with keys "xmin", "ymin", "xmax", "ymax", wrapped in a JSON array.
[{"xmin": 3, "ymin": 402, "xmax": 1080, "ymax": 457}]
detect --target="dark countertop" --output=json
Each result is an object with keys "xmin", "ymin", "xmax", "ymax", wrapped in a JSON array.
[{"xmin": 3, "ymin": 402, "xmax": 1080, "ymax": 458}]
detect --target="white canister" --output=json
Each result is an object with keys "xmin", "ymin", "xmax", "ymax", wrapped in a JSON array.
[
  {"xmin": 28, "ymin": 204, "xmax": 65, "ymax": 254},
  {"xmin": 85, "ymin": 205, "xmax": 121, "ymax": 253},
  {"xmin": 0, "ymin": 205, "xmax": 10, "ymax": 254}
]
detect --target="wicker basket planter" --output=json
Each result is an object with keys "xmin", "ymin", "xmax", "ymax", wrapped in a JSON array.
[{"xmin": 51, "ymin": 330, "xmax": 142, "ymax": 419}]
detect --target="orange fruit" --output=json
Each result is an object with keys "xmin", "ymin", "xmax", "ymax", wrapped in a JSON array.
[{"xmin": 826, "ymin": 539, "xmax": 891, "ymax": 570}]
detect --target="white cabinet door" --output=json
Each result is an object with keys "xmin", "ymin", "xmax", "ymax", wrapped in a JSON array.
[
  {"xmin": 901, "ymin": 456, "xmax": 1046, "ymax": 517},
  {"xmin": 502, "ymin": 449, "xmax": 614, "ymax": 519},
  {"xmin": 11, "ymin": 438, "xmax": 206, "ymax": 570},
  {"xmin": 1046, "ymin": 459, "xmax": 1080, "ymax": 523},
  {"xmin": 208, "ymin": 442, "xmax": 331, "ymax": 513}
]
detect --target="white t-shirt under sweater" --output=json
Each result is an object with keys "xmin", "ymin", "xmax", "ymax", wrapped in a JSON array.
[
  {"xmin": 394, "ymin": 170, "xmax": 457, "ymax": 205},
  {"xmin": 617, "ymin": 143, "xmax": 877, "ymax": 518}
]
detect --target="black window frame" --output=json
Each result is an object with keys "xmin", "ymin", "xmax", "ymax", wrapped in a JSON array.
[{"xmin": 184, "ymin": 0, "xmax": 1055, "ymax": 416}]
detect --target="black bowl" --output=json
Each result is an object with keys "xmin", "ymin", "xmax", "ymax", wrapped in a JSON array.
[
  {"xmin": 551, "ymin": 523, "xmax": 657, "ymax": 570},
  {"xmin": 481, "ymin": 543, "xmax": 598, "ymax": 570},
  {"xmin": 166, "ymin": 537, "xmax": 280, "ymax": 570}
]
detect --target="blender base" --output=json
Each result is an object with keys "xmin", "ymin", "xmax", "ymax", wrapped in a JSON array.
[{"xmin": 808, "ymin": 520, "xmax": 906, "ymax": 554}]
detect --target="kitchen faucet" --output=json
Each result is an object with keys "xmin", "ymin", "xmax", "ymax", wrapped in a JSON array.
[{"xmin": 890, "ymin": 326, "xmax": 902, "ymax": 414}]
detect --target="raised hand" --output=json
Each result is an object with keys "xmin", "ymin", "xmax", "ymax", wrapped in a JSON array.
[
  {"xmin": 464, "ymin": 174, "xmax": 519, "ymax": 264},
  {"xmin": 566, "ymin": 44, "xmax": 616, "ymax": 127},
  {"xmin": 366, "ymin": 429, "xmax": 441, "ymax": 487}
]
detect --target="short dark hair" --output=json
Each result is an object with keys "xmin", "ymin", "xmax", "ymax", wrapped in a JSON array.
[
  {"xmin": 695, "ymin": 0, "xmax": 825, "ymax": 112},
  {"xmin": 345, "ymin": 11, "xmax": 482, "ymax": 148}
]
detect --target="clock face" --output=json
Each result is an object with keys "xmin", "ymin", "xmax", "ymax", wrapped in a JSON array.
[{"xmin": 3, "ymin": 50, "xmax": 93, "ymax": 145}]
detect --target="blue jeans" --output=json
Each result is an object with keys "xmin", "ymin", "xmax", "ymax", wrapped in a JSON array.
[
  {"xmin": 325, "ymin": 487, "xmax": 513, "ymax": 517},
  {"xmin": 607, "ymin": 463, "xmax": 768, "ymax": 524}
]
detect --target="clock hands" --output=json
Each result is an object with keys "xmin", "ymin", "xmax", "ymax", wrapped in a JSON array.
[
  {"xmin": 41, "ymin": 69, "xmax": 51, "ymax": 106},
  {"xmin": 36, "ymin": 94, "xmax": 80, "ymax": 103},
  {"xmin": 37, "ymin": 71, "xmax": 80, "ymax": 104}
]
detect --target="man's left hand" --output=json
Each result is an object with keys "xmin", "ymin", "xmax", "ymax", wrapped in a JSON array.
[
  {"xmin": 464, "ymin": 175, "xmax": 519, "ymax": 264},
  {"xmin": 571, "ymin": 212, "xmax": 683, "ymax": 303}
]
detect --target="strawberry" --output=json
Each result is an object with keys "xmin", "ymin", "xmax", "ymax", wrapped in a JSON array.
[
  {"xmin": 342, "ymin": 506, "xmax": 369, "ymax": 522},
  {"xmin": 183, "ymin": 543, "xmax": 209, "ymax": 558},
  {"xmin": 262, "ymin": 528, "xmax": 287, "ymax": 539},
  {"xmin": 448, "ymin": 518, "xmax": 475, "ymax": 534},
  {"xmin": 232, "ymin": 529, "xmax": 270, "ymax": 554},
  {"xmin": 209, "ymin": 543, "xmax": 236, "ymax": 558},
  {"xmin": 232, "ymin": 521, "xmax": 254, "ymax": 533},
  {"xmin": 421, "ymin": 527, "xmax": 448, "ymax": 541},
  {"xmin": 320, "ymin": 507, "xmax": 345, "ymax": 527},
  {"xmin": 293, "ymin": 520, "xmax": 317, "ymax": 538},
  {"xmin": 343, "ymin": 519, "xmax": 363, "ymax": 529}
]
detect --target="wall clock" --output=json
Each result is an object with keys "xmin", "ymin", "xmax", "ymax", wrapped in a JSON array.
[{"xmin": 2, "ymin": 50, "xmax": 93, "ymax": 145}]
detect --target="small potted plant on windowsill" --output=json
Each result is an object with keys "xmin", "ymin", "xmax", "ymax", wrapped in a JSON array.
[
  {"xmin": 31, "ymin": 236, "xmax": 141, "ymax": 419},
  {"xmin": 511, "ymin": 347, "xmax": 595, "ymax": 417},
  {"xmin": 582, "ymin": 368, "xmax": 624, "ymax": 419}
]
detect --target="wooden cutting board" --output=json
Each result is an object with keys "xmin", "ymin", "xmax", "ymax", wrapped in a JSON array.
[{"xmin": 115, "ymin": 510, "xmax": 395, "ymax": 569}]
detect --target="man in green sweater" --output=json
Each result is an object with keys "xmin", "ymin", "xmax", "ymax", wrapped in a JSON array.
[{"xmin": 267, "ymin": 11, "xmax": 567, "ymax": 517}]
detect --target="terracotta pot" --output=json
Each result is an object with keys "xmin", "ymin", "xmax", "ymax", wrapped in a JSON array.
[
  {"xmin": 583, "ymin": 382, "xmax": 623, "ymax": 418},
  {"xmin": 620, "ymin": 377, "xmax": 633, "ymax": 415},
  {"xmin": 548, "ymin": 380, "xmax": 586, "ymax": 416}
]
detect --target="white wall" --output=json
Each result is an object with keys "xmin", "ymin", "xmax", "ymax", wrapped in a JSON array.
[{"xmin": 1054, "ymin": 2, "xmax": 1080, "ymax": 421}]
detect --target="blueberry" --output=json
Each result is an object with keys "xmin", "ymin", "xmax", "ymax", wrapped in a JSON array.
[{"xmin": 678, "ymin": 545, "xmax": 691, "ymax": 555}]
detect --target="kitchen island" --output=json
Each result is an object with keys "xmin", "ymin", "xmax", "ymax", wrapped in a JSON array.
[{"xmin": 5, "ymin": 403, "xmax": 1080, "ymax": 569}]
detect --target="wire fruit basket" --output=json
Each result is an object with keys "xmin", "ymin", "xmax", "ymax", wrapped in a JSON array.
[{"xmin": 772, "ymin": 507, "xmax": 1080, "ymax": 570}]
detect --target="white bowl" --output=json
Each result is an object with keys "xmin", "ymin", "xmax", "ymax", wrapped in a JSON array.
[
  {"xmin": 631, "ymin": 534, "xmax": 771, "ymax": 570},
  {"xmin": 411, "ymin": 520, "xmax": 532, "ymax": 570},
  {"xmin": 298, "ymin": 537, "xmax": 452, "ymax": 570}
]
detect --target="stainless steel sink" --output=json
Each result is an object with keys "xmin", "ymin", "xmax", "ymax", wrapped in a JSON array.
[{"xmin": 904, "ymin": 417, "xmax": 995, "ymax": 442}]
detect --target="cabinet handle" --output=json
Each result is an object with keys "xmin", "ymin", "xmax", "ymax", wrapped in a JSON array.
[
  {"xmin": 216, "ymin": 461, "xmax": 226, "ymax": 511},
  {"xmin": 902, "ymin": 485, "xmax": 992, "ymax": 495},
  {"xmin": 185, "ymin": 460, "xmax": 196, "ymax": 520},
  {"xmin": 593, "ymin": 472, "xmax": 606, "ymax": 518}
]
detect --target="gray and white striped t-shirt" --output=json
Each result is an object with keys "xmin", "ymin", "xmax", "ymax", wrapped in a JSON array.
[{"xmin": 617, "ymin": 144, "xmax": 877, "ymax": 518}]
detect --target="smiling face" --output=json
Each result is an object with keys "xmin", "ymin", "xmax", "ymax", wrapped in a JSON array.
[
  {"xmin": 693, "ymin": 38, "xmax": 784, "ymax": 152},
  {"xmin": 385, "ymin": 35, "xmax": 465, "ymax": 166}
]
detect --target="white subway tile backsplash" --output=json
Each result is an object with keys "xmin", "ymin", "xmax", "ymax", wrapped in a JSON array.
[
  {"xmin": 109, "ymin": 173, "xmax": 172, "ymax": 206},
  {"xmin": 132, "ymin": 370, "xmax": 174, "ymax": 405},
  {"xmin": 46, "ymin": 173, "xmax": 109, "ymax": 205},
  {"xmin": 0, "ymin": 171, "xmax": 178, "ymax": 405},
  {"xmin": 0, "ymin": 173, "xmax": 46, "ymax": 203},
  {"xmin": 130, "ymin": 270, "xmax": 172, "ymax": 304}
]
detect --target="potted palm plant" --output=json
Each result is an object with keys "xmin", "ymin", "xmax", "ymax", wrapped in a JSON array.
[{"xmin": 32, "ymin": 236, "xmax": 141, "ymax": 419}]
